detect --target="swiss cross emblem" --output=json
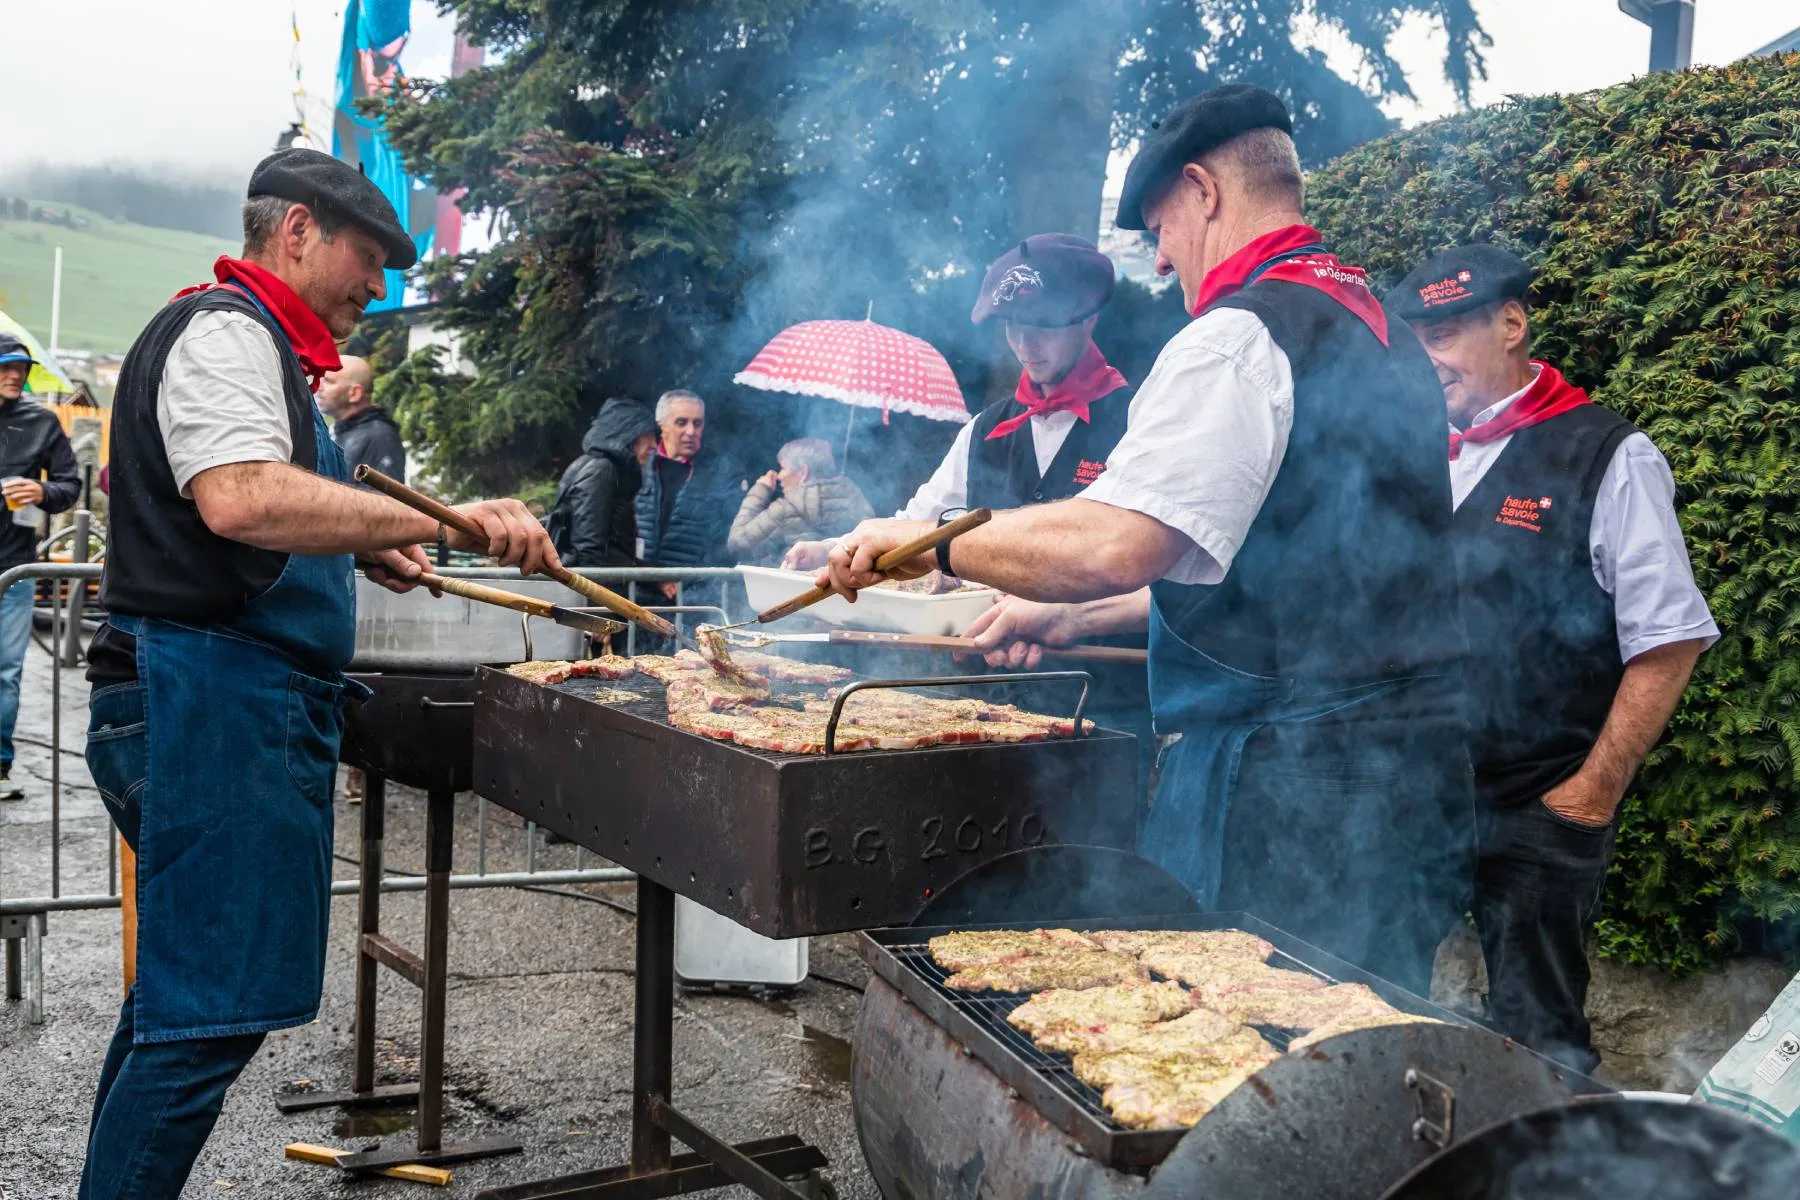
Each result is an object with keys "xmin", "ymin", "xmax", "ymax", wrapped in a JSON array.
[
  {"xmin": 1457, "ymin": 270, "xmax": 1472, "ymax": 283},
  {"xmin": 1539, "ymin": 496, "xmax": 1554, "ymax": 508}
]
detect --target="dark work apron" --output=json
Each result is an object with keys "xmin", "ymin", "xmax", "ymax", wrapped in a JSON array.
[
  {"xmin": 111, "ymin": 357, "xmax": 364, "ymax": 1042},
  {"xmin": 1140, "ymin": 583, "xmax": 1472, "ymax": 994}
]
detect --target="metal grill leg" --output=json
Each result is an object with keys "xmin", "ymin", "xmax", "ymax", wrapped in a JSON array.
[
  {"xmin": 634, "ymin": 878, "xmax": 675, "ymax": 1172},
  {"xmin": 25, "ymin": 912, "xmax": 44, "ymax": 1024},
  {"xmin": 419, "ymin": 787, "xmax": 454, "ymax": 1151},
  {"xmin": 4, "ymin": 937, "xmax": 19, "ymax": 1001},
  {"xmin": 352, "ymin": 773, "xmax": 386, "ymax": 1095}
]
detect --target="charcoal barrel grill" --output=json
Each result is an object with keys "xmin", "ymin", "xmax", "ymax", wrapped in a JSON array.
[
  {"xmin": 468, "ymin": 667, "xmax": 1139, "ymax": 1199},
  {"xmin": 273, "ymin": 576, "xmax": 599, "ymax": 1171},
  {"xmin": 852, "ymin": 911, "xmax": 1613, "ymax": 1200}
]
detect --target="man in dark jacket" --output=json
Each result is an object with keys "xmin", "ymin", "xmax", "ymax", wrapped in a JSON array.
[
  {"xmin": 0, "ymin": 333, "xmax": 80, "ymax": 800},
  {"xmin": 547, "ymin": 397, "xmax": 660, "ymax": 566},
  {"xmin": 318, "ymin": 355, "xmax": 405, "ymax": 483},
  {"xmin": 636, "ymin": 389, "xmax": 743, "ymax": 599}
]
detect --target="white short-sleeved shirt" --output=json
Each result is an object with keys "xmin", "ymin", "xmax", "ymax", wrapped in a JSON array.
[
  {"xmin": 158, "ymin": 310, "xmax": 294, "ymax": 497},
  {"xmin": 895, "ymin": 409, "xmax": 1080, "ymax": 522},
  {"xmin": 1078, "ymin": 307, "xmax": 1294, "ymax": 585},
  {"xmin": 1450, "ymin": 369, "xmax": 1720, "ymax": 662}
]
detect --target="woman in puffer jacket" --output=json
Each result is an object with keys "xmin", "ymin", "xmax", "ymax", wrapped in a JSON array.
[{"xmin": 728, "ymin": 437, "xmax": 874, "ymax": 565}]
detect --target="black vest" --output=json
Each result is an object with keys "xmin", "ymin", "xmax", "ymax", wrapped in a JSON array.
[
  {"xmin": 101, "ymin": 289, "xmax": 318, "ymax": 622},
  {"xmin": 1151, "ymin": 282, "xmax": 1465, "ymax": 682},
  {"xmin": 966, "ymin": 385, "xmax": 1133, "ymax": 510},
  {"xmin": 1452, "ymin": 404, "xmax": 1635, "ymax": 806}
]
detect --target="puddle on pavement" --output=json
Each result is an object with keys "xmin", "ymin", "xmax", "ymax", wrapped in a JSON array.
[
  {"xmin": 756, "ymin": 997, "xmax": 854, "ymax": 1086},
  {"xmin": 331, "ymin": 1109, "xmax": 420, "ymax": 1139}
]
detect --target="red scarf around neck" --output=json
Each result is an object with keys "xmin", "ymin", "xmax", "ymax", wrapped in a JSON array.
[
  {"xmin": 986, "ymin": 343, "xmax": 1129, "ymax": 441},
  {"xmin": 173, "ymin": 257, "xmax": 342, "ymax": 391},
  {"xmin": 1190, "ymin": 224, "xmax": 1389, "ymax": 346},
  {"xmin": 1448, "ymin": 361, "xmax": 1590, "ymax": 461}
]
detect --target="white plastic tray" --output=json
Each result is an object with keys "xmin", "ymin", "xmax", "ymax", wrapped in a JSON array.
[
  {"xmin": 737, "ymin": 564, "xmax": 997, "ymax": 636},
  {"xmin": 674, "ymin": 895, "xmax": 808, "ymax": 989}
]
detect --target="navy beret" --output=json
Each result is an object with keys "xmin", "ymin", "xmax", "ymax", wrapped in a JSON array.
[
  {"xmin": 247, "ymin": 148, "xmax": 417, "ymax": 271},
  {"xmin": 971, "ymin": 233, "xmax": 1117, "ymax": 327},
  {"xmin": 1388, "ymin": 245, "xmax": 1533, "ymax": 323},
  {"xmin": 1116, "ymin": 85, "xmax": 1294, "ymax": 232}
]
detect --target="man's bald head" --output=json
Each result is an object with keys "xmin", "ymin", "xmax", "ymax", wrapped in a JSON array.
[{"xmin": 318, "ymin": 355, "xmax": 375, "ymax": 421}]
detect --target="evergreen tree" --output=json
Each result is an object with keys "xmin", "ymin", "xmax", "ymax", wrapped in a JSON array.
[{"xmin": 377, "ymin": 0, "xmax": 1487, "ymax": 494}]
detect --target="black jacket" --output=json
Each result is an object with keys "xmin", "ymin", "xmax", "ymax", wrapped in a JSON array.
[
  {"xmin": 333, "ymin": 406, "xmax": 406, "ymax": 484},
  {"xmin": 547, "ymin": 399, "xmax": 659, "ymax": 567},
  {"xmin": 0, "ymin": 398, "xmax": 81, "ymax": 571},
  {"xmin": 635, "ymin": 448, "xmax": 742, "ymax": 569}
]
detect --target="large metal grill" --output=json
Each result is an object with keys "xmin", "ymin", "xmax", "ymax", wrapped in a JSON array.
[
  {"xmin": 858, "ymin": 913, "xmax": 1598, "ymax": 1181},
  {"xmin": 472, "ymin": 666, "xmax": 1139, "ymax": 939}
]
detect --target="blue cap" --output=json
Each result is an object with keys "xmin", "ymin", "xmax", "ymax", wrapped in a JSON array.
[{"xmin": 0, "ymin": 333, "xmax": 36, "ymax": 367}]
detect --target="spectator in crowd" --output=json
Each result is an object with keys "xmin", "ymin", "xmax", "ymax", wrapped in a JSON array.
[
  {"xmin": 317, "ymin": 355, "xmax": 405, "ymax": 483},
  {"xmin": 546, "ymin": 397, "xmax": 660, "ymax": 567},
  {"xmin": 0, "ymin": 334, "xmax": 80, "ymax": 801},
  {"xmin": 636, "ymin": 389, "xmax": 743, "ymax": 599},
  {"xmin": 728, "ymin": 437, "xmax": 872, "ymax": 565}
]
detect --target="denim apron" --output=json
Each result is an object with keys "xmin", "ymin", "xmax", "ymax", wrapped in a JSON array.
[
  {"xmin": 97, "ymin": 306, "xmax": 365, "ymax": 1041},
  {"xmin": 1140, "ymin": 603, "xmax": 1472, "ymax": 993}
]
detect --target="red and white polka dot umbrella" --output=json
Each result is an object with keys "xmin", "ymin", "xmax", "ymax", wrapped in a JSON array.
[{"xmin": 733, "ymin": 319, "xmax": 969, "ymax": 425}]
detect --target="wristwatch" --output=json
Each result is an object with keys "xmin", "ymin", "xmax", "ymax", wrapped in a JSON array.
[{"xmin": 935, "ymin": 507, "xmax": 967, "ymax": 578}]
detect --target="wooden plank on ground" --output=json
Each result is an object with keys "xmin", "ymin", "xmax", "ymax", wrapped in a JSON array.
[{"xmin": 283, "ymin": 1143, "xmax": 452, "ymax": 1185}]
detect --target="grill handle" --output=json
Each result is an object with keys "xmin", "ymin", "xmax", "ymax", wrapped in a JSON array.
[{"xmin": 822, "ymin": 671, "xmax": 1093, "ymax": 756}]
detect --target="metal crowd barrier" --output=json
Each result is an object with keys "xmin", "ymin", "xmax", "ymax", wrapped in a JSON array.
[{"xmin": 0, "ymin": 559, "xmax": 749, "ymax": 1024}]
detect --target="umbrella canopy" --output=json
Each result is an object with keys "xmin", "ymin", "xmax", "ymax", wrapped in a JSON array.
[
  {"xmin": 0, "ymin": 311, "xmax": 75, "ymax": 393},
  {"xmin": 733, "ymin": 319, "xmax": 968, "ymax": 425}
]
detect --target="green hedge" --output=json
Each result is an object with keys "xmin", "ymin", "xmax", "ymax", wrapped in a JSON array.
[{"xmin": 1309, "ymin": 54, "xmax": 1800, "ymax": 974}]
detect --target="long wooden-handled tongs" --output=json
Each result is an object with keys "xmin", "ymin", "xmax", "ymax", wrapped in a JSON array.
[
  {"xmin": 697, "ymin": 508, "xmax": 994, "ymax": 651},
  {"xmin": 414, "ymin": 572, "xmax": 626, "ymax": 640},
  {"xmin": 356, "ymin": 465, "xmax": 680, "ymax": 643}
]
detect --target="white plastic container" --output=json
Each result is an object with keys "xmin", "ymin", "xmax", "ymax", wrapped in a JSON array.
[
  {"xmin": 737, "ymin": 564, "xmax": 997, "ymax": 636},
  {"xmin": 674, "ymin": 895, "xmax": 809, "ymax": 990}
]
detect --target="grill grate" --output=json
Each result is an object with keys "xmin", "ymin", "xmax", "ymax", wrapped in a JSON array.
[{"xmin": 882, "ymin": 937, "xmax": 1342, "ymax": 1137}]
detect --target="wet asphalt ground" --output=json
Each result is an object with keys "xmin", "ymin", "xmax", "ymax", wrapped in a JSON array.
[{"xmin": 0, "ymin": 645, "xmax": 879, "ymax": 1199}]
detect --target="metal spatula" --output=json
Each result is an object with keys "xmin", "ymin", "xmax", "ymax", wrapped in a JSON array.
[{"xmin": 411, "ymin": 572, "xmax": 627, "ymax": 640}]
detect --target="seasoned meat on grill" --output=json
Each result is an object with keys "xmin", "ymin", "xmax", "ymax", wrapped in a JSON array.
[
  {"xmin": 1036, "ymin": 1001, "xmax": 1244, "ymax": 1057},
  {"xmin": 631, "ymin": 652, "xmax": 714, "ymax": 683},
  {"xmin": 1140, "ymin": 951, "xmax": 1325, "ymax": 996},
  {"xmin": 726, "ymin": 651, "xmax": 854, "ymax": 685},
  {"xmin": 508, "ymin": 657, "xmax": 639, "ymax": 685},
  {"xmin": 1072, "ymin": 1025, "xmax": 1276, "ymax": 1091},
  {"xmin": 1206, "ymin": 982, "xmax": 1396, "ymax": 1031},
  {"xmin": 945, "ymin": 949, "xmax": 1146, "ymax": 994},
  {"xmin": 1287, "ymin": 1011, "xmax": 1441, "ymax": 1054},
  {"xmin": 664, "ymin": 673, "xmax": 772, "ymax": 711},
  {"xmin": 1007, "ymin": 981, "xmax": 1194, "ymax": 1045},
  {"xmin": 928, "ymin": 928, "xmax": 1104, "ymax": 972},
  {"xmin": 1093, "ymin": 930, "xmax": 1275, "ymax": 962},
  {"xmin": 1102, "ymin": 1063, "xmax": 1271, "ymax": 1130},
  {"xmin": 693, "ymin": 627, "xmax": 770, "ymax": 687}
]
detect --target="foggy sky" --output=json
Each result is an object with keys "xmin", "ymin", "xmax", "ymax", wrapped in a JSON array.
[{"xmin": 0, "ymin": 1, "xmax": 1793, "ymax": 182}]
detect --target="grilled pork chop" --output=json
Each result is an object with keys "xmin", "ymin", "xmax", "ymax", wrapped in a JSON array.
[
  {"xmin": 928, "ymin": 929, "xmax": 1104, "ymax": 973},
  {"xmin": 1007, "ymin": 981, "xmax": 1195, "ymax": 1051},
  {"xmin": 1207, "ymin": 981, "xmax": 1396, "ymax": 1031},
  {"xmin": 1072, "ymin": 1025, "xmax": 1276, "ymax": 1091},
  {"xmin": 1287, "ymin": 1011, "xmax": 1440, "ymax": 1054},
  {"xmin": 1093, "ymin": 930, "xmax": 1275, "ymax": 962},
  {"xmin": 945, "ymin": 949, "xmax": 1146, "ymax": 994}
]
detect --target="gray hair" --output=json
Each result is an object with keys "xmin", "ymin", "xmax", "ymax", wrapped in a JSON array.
[
  {"xmin": 241, "ymin": 195, "xmax": 347, "ymax": 255},
  {"xmin": 777, "ymin": 437, "xmax": 838, "ymax": 478},
  {"xmin": 655, "ymin": 389, "xmax": 705, "ymax": 422},
  {"xmin": 1199, "ymin": 127, "xmax": 1306, "ymax": 209}
]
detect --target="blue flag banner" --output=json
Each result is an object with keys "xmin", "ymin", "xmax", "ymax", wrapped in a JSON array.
[{"xmin": 333, "ymin": 0, "xmax": 433, "ymax": 311}]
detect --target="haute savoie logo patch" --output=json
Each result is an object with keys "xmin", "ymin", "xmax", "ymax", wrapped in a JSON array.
[{"xmin": 1495, "ymin": 494, "xmax": 1554, "ymax": 533}]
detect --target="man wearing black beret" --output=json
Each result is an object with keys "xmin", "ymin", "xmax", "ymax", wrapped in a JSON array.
[
  {"xmin": 823, "ymin": 85, "xmax": 1472, "ymax": 995},
  {"xmin": 1393, "ymin": 244, "xmax": 1717, "ymax": 1072},
  {"xmin": 76, "ymin": 148, "xmax": 559, "ymax": 1195}
]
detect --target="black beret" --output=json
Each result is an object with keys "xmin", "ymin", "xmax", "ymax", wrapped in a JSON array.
[
  {"xmin": 971, "ymin": 233, "xmax": 1117, "ymax": 327},
  {"xmin": 247, "ymin": 148, "xmax": 417, "ymax": 271},
  {"xmin": 1388, "ymin": 245, "xmax": 1533, "ymax": 323},
  {"xmin": 1116, "ymin": 85, "xmax": 1294, "ymax": 232}
]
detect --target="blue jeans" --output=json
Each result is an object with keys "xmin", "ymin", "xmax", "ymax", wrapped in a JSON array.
[
  {"xmin": 0, "ymin": 579, "xmax": 34, "ymax": 768},
  {"xmin": 79, "ymin": 984, "xmax": 265, "ymax": 1200}
]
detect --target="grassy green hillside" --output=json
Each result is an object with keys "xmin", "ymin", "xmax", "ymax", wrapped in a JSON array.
[{"xmin": 0, "ymin": 202, "xmax": 237, "ymax": 356}]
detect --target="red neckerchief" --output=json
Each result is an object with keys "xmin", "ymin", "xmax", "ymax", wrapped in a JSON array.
[
  {"xmin": 1449, "ymin": 361, "xmax": 1590, "ymax": 461},
  {"xmin": 172, "ymin": 257, "xmax": 342, "ymax": 391},
  {"xmin": 1190, "ymin": 224, "xmax": 1389, "ymax": 346},
  {"xmin": 985, "ymin": 343, "xmax": 1129, "ymax": 441}
]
